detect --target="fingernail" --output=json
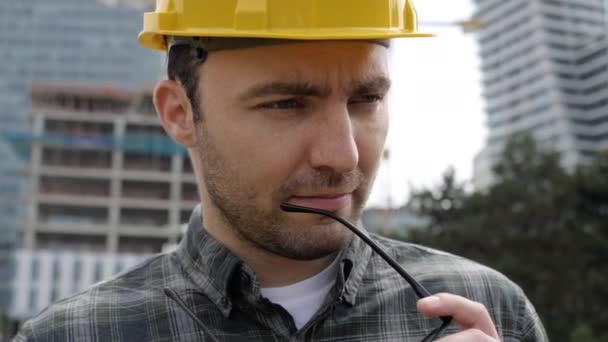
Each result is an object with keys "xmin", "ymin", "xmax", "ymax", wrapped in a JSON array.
[{"xmin": 419, "ymin": 296, "xmax": 441, "ymax": 309}]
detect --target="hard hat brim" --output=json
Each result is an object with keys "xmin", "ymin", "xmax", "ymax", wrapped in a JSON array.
[{"xmin": 138, "ymin": 29, "xmax": 434, "ymax": 52}]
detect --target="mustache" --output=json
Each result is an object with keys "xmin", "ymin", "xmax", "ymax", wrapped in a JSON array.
[{"xmin": 279, "ymin": 168, "xmax": 364, "ymax": 196}]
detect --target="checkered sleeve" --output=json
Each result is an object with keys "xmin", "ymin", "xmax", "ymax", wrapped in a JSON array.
[
  {"xmin": 12, "ymin": 322, "xmax": 33, "ymax": 342},
  {"xmin": 519, "ymin": 294, "xmax": 549, "ymax": 341}
]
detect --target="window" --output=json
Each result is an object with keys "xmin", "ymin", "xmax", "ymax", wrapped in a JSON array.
[
  {"xmin": 73, "ymin": 259, "xmax": 81, "ymax": 283},
  {"xmin": 581, "ymin": 66, "xmax": 607, "ymax": 80},
  {"xmin": 52, "ymin": 259, "xmax": 61, "ymax": 281},
  {"xmin": 94, "ymin": 261, "xmax": 103, "ymax": 282},
  {"xmin": 577, "ymin": 48, "xmax": 607, "ymax": 65},
  {"xmin": 29, "ymin": 288, "xmax": 38, "ymax": 311},
  {"xmin": 31, "ymin": 258, "xmax": 40, "ymax": 281},
  {"xmin": 583, "ymin": 82, "xmax": 608, "ymax": 95}
]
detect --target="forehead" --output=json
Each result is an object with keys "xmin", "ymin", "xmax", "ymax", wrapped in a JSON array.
[{"xmin": 202, "ymin": 41, "xmax": 390, "ymax": 92}]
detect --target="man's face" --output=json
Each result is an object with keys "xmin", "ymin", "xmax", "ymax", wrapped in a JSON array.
[{"xmin": 194, "ymin": 41, "xmax": 390, "ymax": 260}]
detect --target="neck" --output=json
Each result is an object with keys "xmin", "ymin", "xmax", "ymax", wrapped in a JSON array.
[
  {"xmin": 236, "ymin": 245, "xmax": 337, "ymax": 288},
  {"xmin": 201, "ymin": 203, "xmax": 336, "ymax": 288}
]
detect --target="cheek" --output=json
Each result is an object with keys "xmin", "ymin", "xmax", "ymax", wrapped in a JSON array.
[
  {"xmin": 201, "ymin": 94, "xmax": 304, "ymax": 201},
  {"xmin": 355, "ymin": 112, "xmax": 389, "ymax": 170},
  {"xmin": 212, "ymin": 118, "xmax": 303, "ymax": 195}
]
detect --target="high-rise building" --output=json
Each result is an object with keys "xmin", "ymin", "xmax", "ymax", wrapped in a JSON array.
[
  {"xmin": 0, "ymin": 0, "xmax": 160, "ymax": 321},
  {"xmin": 0, "ymin": 0, "xmax": 160, "ymax": 132},
  {"xmin": 472, "ymin": 0, "xmax": 608, "ymax": 188}
]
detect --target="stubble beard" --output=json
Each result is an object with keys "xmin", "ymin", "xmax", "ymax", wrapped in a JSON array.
[{"xmin": 196, "ymin": 124, "xmax": 372, "ymax": 261}]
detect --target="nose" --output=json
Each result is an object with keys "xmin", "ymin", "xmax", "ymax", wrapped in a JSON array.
[{"xmin": 308, "ymin": 104, "xmax": 359, "ymax": 174}]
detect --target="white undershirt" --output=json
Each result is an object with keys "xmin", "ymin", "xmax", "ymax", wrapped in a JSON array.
[{"xmin": 260, "ymin": 257, "xmax": 340, "ymax": 330}]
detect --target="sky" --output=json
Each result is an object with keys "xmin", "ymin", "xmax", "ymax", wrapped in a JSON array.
[{"xmin": 367, "ymin": 0, "xmax": 487, "ymax": 208}]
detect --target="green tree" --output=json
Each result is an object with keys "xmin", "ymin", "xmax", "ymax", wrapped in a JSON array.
[{"xmin": 406, "ymin": 134, "xmax": 608, "ymax": 342}]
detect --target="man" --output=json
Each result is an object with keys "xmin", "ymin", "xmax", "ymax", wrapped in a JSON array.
[{"xmin": 15, "ymin": 0, "xmax": 547, "ymax": 341}]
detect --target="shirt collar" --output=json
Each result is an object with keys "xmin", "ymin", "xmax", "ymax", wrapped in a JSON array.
[
  {"xmin": 339, "ymin": 232, "xmax": 372, "ymax": 305},
  {"xmin": 175, "ymin": 205, "xmax": 373, "ymax": 314},
  {"xmin": 175, "ymin": 205, "xmax": 240, "ymax": 316}
]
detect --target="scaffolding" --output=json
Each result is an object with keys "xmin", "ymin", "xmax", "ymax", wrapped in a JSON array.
[{"xmin": 1, "ymin": 131, "xmax": 186, "ymax": 161}]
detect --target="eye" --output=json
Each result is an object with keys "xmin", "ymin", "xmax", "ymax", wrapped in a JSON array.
[
  {"xmin": 257, "ymin": 98, "xmax": 304, "ymax": 110},
  {"xmin": 349, "ymin": 94, "xmax": 384, "ymax": 105}
]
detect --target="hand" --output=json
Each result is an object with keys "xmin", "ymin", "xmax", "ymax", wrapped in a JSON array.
[{"xmin": 417, "ymin": 293, "xmax": 500, "ymax": 341}]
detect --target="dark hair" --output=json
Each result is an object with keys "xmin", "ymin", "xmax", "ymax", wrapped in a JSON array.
[{"xmin": 166, "ymin": 45, "xmax": 206, "ymax": 121}]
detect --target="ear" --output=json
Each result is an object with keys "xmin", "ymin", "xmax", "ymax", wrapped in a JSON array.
[{"xmin": 153, "ymin": 80, "xmax": 197, "ymax": 148}]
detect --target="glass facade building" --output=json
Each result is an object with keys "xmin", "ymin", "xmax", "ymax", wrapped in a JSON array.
[{"xmin": 473, "ymin": 0, "xmax": 608, "ymax": 188}]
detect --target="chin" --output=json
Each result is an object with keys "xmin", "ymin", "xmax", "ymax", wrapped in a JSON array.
[{"xmin": 273, "ymin": 224, "xmax": 353, "ymax": 261}]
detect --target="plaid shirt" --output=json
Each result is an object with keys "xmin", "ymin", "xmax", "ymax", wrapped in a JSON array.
[{"xmin": 15, "ymin": 206, "xmax": 547, "ymax": 341}]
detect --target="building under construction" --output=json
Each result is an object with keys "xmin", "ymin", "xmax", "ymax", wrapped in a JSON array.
[
  {"xmin": 23, "ymin": 82, "xmax": 197, "ymax": 253},
  {"xmin": 5, "ymin": 82, "xmax": 197, "ymax": 325},
  {"xmin": 0, "ymin": 0, "xmax": 161, "ymax": 329}
]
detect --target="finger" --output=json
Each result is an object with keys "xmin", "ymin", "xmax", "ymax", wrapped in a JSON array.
[
  {"xmin": 417, "ymin": 293, "xmax": 499, "ymax": 339},
  {"xmin": 434, "ymin": 328, "xmax": 497, "ymax": 342}
]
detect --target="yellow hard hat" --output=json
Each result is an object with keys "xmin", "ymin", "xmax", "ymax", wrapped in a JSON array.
[{"xmin": 139, "ymin": 0, "xmax": 432, "ymax": 51}]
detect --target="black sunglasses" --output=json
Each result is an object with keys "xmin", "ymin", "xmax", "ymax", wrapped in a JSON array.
[{"xmin": 280, "ymin": 203, "xmax": 452, "ymax": 342}]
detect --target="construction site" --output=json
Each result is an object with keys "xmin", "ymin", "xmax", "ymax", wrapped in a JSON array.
[{"xmin": 0, "ymin": 82, "xmax": 198, "ymax": 328}]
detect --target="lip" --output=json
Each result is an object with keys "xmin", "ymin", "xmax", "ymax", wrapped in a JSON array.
[{"xmin": 286, "ymin": 193, "xmax": 351, "ymax": 212}]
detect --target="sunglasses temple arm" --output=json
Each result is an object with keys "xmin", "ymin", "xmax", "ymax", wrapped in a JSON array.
[
  {"xmin": 280, "ymin": 203, "xmax": 453, "ymax": 338},
  {"xmin": 280, "ymin": 203, "xmax": 431, "ymax": 298},
  {"xmin": 421, "ymin": 315, "xmax": 453, "ymax": 342}
]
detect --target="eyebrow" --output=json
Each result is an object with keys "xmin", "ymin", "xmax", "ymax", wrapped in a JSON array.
[
  {"xmin": 239, "ymin": 81, "xmax": 331, "ymax": 101},
  {"xmin": 239, "ymin": 75, "xmax": 392, "ymax": 101},
  {"xmin": 352, "ymin": 75, "xmax": 392, "ymax": 95}
]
